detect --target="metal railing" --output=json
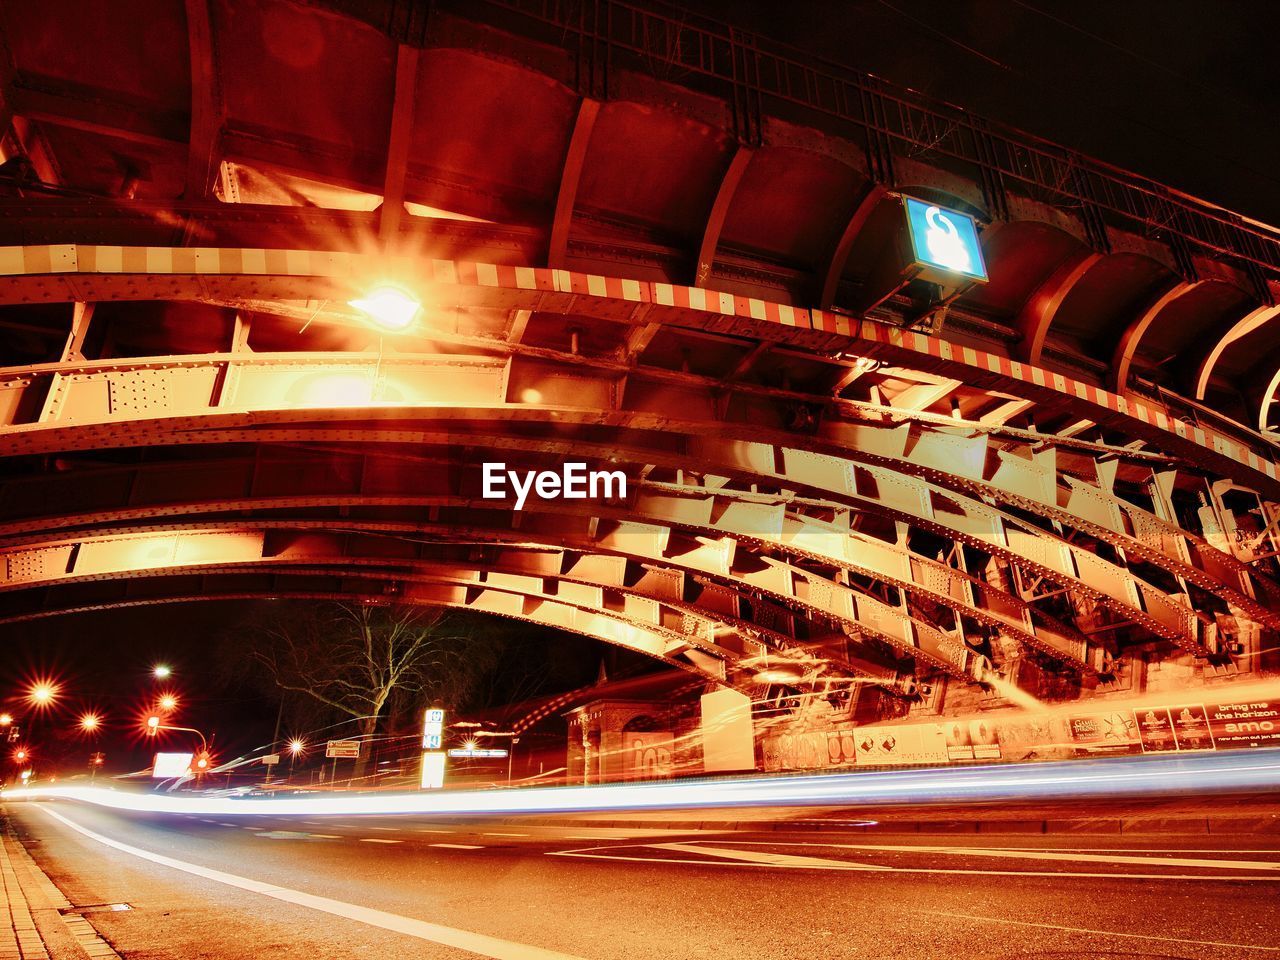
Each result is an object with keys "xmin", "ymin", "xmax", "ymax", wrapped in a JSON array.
[{"xmin": 462, "ymin": 0, "xmax": 1279, "ymax": 291}]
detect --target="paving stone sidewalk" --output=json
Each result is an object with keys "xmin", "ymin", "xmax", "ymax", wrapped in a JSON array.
[{"xmin": 0, "ymin": 816, "xmax": 119, "ymax": 960}]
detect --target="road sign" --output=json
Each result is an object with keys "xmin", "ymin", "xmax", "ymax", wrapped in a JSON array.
[
  {"xmin": 152, "ymin": 752, "xmax": 193, "ymax": 778},
  {"xmin": 261, "ymin": 753, "xmax": 281, "ymax": 766},
  {"xmin": 903, "ymin": 196, "xmax": 988, "ymax": 283},
  {"xmin": 447, "ymin": 747, "xmax": 508, "ymax": 758},
  {"xmin": 422, "ymin": 708, "xmax": 445, "ymax": 749},
  {"xmin": 325, "ymin": 740, "xmax": 361, "ymax": 759},
  {"xmin": 420, "ymin": 751, "xmax": 446, "ymax": 789}
]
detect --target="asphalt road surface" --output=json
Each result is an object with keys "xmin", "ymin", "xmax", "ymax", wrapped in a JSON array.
[{"xmin": 5, "ymin": 800, "xmax": 1280, "ymax": 960}]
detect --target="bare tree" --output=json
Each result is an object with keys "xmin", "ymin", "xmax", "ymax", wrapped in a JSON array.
[{"xmin": 247, "ymin": 603, "xmax": 496, "ymax": 753}]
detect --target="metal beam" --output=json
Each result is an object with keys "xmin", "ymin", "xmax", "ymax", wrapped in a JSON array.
[
  {"xmin": 1260, "ymin": 365, "xmax": 1280, "ymax": 434},
  {"xmin": 0, "ymin": 348, "xmax": 1264, "ymax": 637},
  {"xmin": 1193, "ymin": 304, "xmax": 1280, "ymax": 400},
  {"xmin": 548, "ymin": 98, "xmax": 600, "ymax": 269},
  {"xmin": 184, "ymin": 0, "xmax": 220, "ymax": 200},
  {"xmin": 1014, "ymin": 250, "xmax": 1102, "ymax": 365},
  {"xmin": 1110, "ymin": 280, "xmax": 1201, "ymax": 395},
  {"xmin": 819, "ymin": 184, "xmax": 888, "ymax": 310},
  {"xmin": 378, "ymin": 44, "xmax": 420, "ymax": 244},
  {"xmin": 695, "ymin": 145, "xmax": 752, "ymax": 287}
]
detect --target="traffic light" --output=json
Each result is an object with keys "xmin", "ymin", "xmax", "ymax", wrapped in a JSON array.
[
  {"xmin": 193, "ymin": 751, "xmax": 211, "ymax": 774},
  {"xmin": 145, "ymin": 715, "xmax": 161, "ymax": 733}
]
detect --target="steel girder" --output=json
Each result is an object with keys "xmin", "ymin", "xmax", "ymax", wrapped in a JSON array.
[
  {"xmin": 0, "ymin": 345, "xmax": 1269, "ymax": 621},
  {"xmin": 0, "ymin": 499, "xmax": 983, "ymax": 680},
  {"xmin": 0, "ymin": 442, "xmax": 1090, "ymax": 673},
  {"xmin": 0, "ymin": 350, "xmax": 1269, "ymax": 650},
  {"xmin": 0, "ymin": 244, "xmax": 1275, "ymax": 498},
  {"xmin": 0, "ymin": 424, "xmax": 1223, "ymax": 665},
  {"xmin": 0, "ymin": 417, "xmax": 1239, "ymax": 660},
  {"xmin": 0, "ymin": 525, "xmax": 920, "ymax": 688}
]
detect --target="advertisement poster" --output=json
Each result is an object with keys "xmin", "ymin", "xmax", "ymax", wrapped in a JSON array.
[
  {"xmin": 1133, "ymin": 708, "xmax": 1177, "ymax": 753},
  {"xmin": 853, "ymin": 723, "xmax": 949, "ymax": 766},
  {"xmin": 1169, "ymin": 704, "xmax": 1215, "ymax": 751},
  {"xmin": 1069, "ymin": 713, "xmax": 1138, "ymax": 753},
  {"xmin": 1206, "ymin": 701, "xmax": 1280, "ymax": 749},
  {"xmin": 942, "ymin": 719, "xmax": 974, "ymax": 760},
  {"xmin": 968, "ymin": 718, "xmax": 1002, "ymax": 760},
  {"xmin": 762, "ymin": 731, "xmax": 826, "ymax": 771},
  {"xmin": 625, "ymin": 732, "xmax": 675, "ymax": 778}
]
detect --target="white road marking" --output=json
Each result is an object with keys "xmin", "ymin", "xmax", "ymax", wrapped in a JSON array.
[
  {"xmin": 951, "ymin": 846, "xmax": 1280, "ymax": 855},
  {"xmin": 39, "ymin": 807, "xmax": 586, "ymax": 960},
  {"xmin": 656, "ymin": 843, "xmax": 877, "ymax": 871},
  {"xmin": 482, "ymin": 832, "xmax": 527, "ymax": 838},
  {"xmin": 309, "ymin": 835, "xmax": 342, "ymax": 840},
  {"xmin": 369, "ymin": 827, "xmax": 397, "ymax": 832},
  {"xmin": 786, "ymin": 842, "xmax": 1280, "ymax": 873},
  {"xmin": 217, "ymin": 823, "xmax": 236, "ymax": 827},
  {"xmin": 199, "ymin": 819, "xmax": 217, "ymax": 824},
  {"xmin": 927, "ymin": 909, "xmax": 1280, "ymax": 953},
  {"xmin": 564, "ymin": 836, "xmax": 634, "ymax": 841},
  {"xmin": 431, "ymin": 843, "xmax": 484, "ymax": 850},
  {"xmin": 416, "ymin": 828, "xmax": 455, "ymax": 834},
  {"xmin": 548, "ymin": 844, "xmax": 1280, "ymax": 881},
  {"xmin": 359, "ymin": 838, "xmax": 402, "ymax": 845}
]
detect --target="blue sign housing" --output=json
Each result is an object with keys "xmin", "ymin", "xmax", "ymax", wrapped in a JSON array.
[{"xmin": 903, "ymin": 196, "xmax": 988, "ymax": 282}]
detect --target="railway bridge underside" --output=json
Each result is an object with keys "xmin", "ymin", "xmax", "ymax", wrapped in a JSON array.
[{"xmin": 0, "ymin": 0, "xmax": 1278, "ymax": 717}]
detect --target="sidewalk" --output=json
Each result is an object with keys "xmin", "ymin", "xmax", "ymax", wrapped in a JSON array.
[{"xmin": 0, "ymin": 816, "xmax": 119, "ymax": 960}]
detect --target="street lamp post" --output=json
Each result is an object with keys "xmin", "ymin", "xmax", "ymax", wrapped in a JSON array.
[{"xmin": 146, "ymin": 716, "xmax": 211, "ymax": 777}]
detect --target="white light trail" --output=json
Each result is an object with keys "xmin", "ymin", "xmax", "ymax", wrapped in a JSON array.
[{"xmin": 4, "ymin": 750, "xmax": 1278, "ymax": 819}]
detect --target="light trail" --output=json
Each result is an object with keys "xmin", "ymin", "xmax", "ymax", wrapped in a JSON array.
[{"xmin": 3, "ymin": 749, "xmax": 1278, "ymax": 818}]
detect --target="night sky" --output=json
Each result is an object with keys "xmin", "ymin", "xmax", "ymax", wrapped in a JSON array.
[
  {"xmin": 2, "ymin": 0, "xmax": 1275, "ymax": 777},
  {"xmin": 688, "ymin": 0, "xmax": 1280, "ymax": 225}
]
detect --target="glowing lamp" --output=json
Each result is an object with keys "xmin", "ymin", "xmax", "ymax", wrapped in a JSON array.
[
  {"xmin": 79, "ymin": 713, "xmax": 101, "ymax": 732},
  {"xmin": 288, "ymin": 738, "xmax": 306, "ymax": 756},
  {"xmin": 752, "ymin": 666, "xmax": 805, "ymax": 685},
  {"xmin": 902, "ymin": 196, "xmax": 987, "ymax": 283},
  {"xmin": 146, "ymin": 715, "xmax": 161, "ymax": 732},
  {"xmin": 153, "ymin": 664, "xmax": 172, "ymax": 679},
  {"xmin": 349, "ymin": 286, "xmax": 421, "ymax": 331},
  {"xmin": 0, "ymin": 713, "xmax": 11, "ymax": 726}
]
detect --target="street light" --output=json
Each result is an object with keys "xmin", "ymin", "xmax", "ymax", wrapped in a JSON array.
[
  {"xmin": 158, "ymin": 694, "xmax": 179, "ymax": 713},
  {"xmin": 0, "ymin": 713, "xmax": 11, "ymax": 727},
  {"xmin": 145, "ymin": 715, "xmax": 161, "ymax": 732},
  {"xmin": 79, "ymin": 712, "xmax": 101, "ymax": 732},
  {"xmin": 349, "ymin": 286, "xmax": 421, "ymax": 331},
  {"xmin": 28, "ymin": 682, "xmax": 56, "ymax": 707},
  {"xmin": 152, "ymin": 664, "xmax": 173, "ymax": 680}
]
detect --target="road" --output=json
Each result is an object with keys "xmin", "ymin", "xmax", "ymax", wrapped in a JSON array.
[{"xmin": 4, "ymin": 799, "xmax": 1279, "ymax": 960}]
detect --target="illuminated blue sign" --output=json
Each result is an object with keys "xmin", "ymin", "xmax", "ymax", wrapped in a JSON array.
[{"xmin": 903, "ymin": 196, "xmax": 987, "ymax": 282}]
